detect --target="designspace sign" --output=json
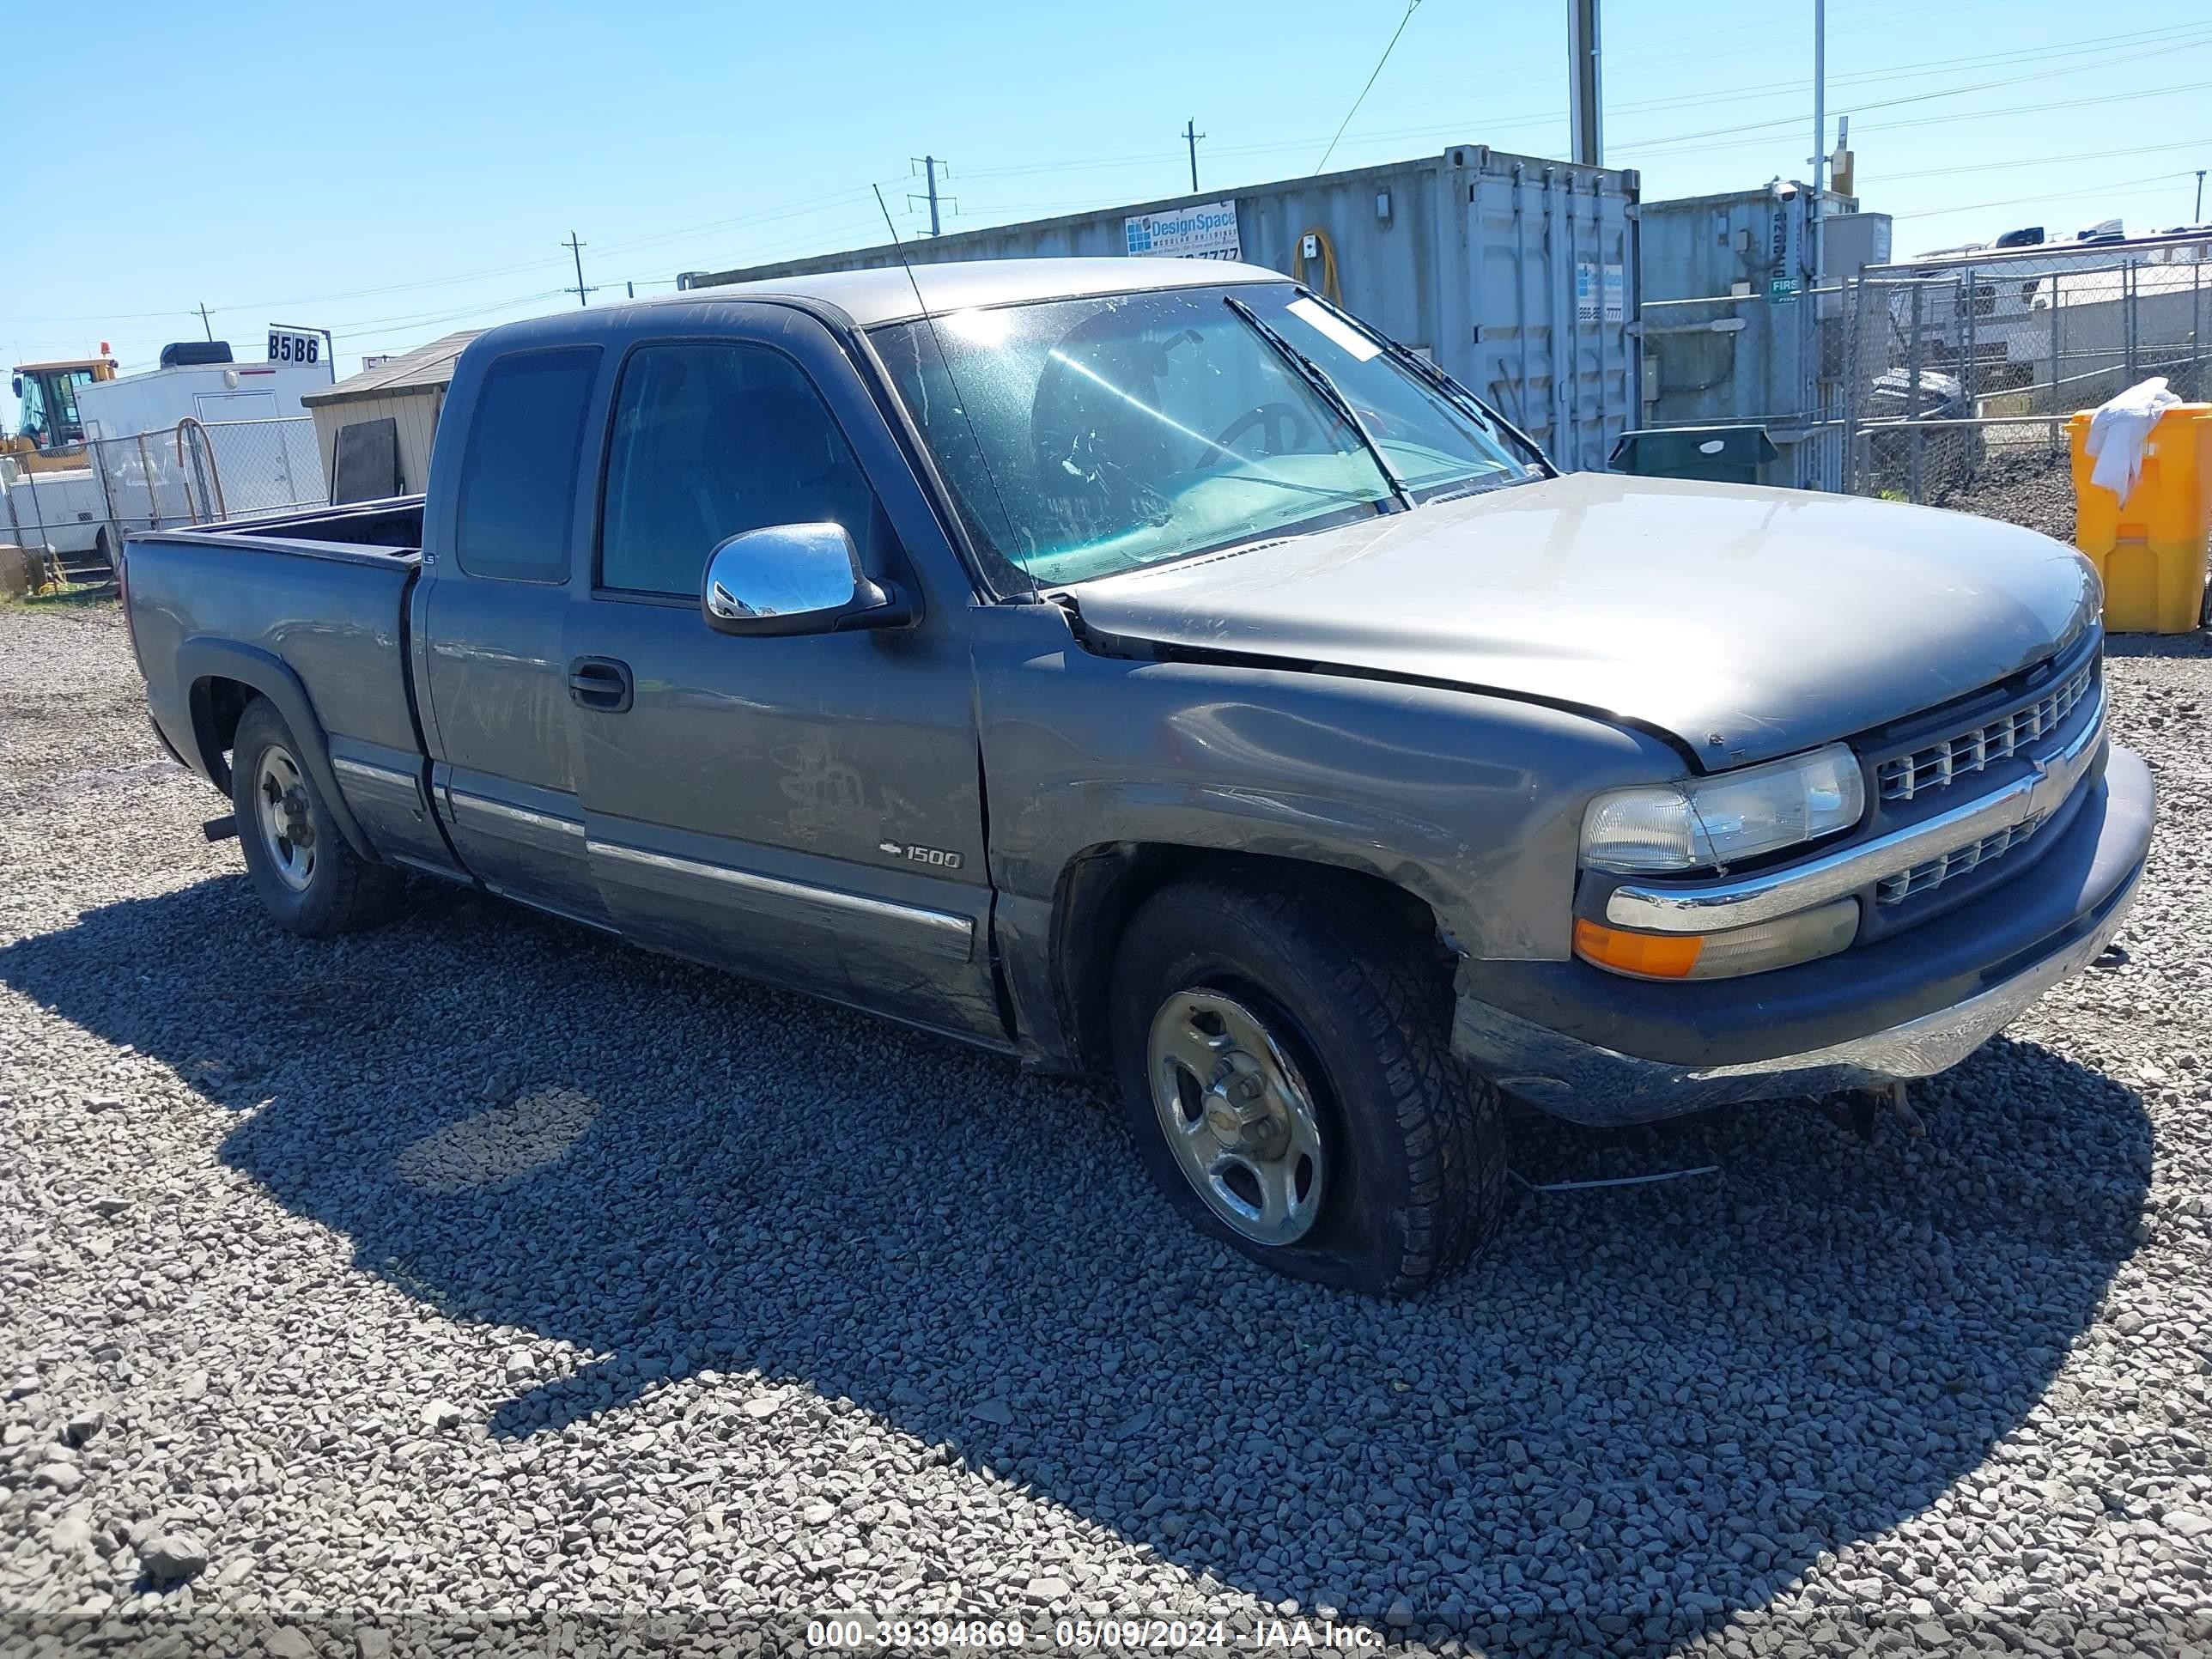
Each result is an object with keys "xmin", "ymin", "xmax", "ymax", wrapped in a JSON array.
[{"xmin": 1124, "ymin": 201, "xmax": 1241, "ymax": 261}]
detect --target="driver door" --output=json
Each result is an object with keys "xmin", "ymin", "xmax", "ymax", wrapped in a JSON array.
[{"xmin": 564, "ymin": 325, "xmax": 1005, "ymax": 1045}]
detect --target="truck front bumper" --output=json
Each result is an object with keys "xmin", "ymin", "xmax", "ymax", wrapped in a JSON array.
[{"xmin": 1451, "ymin": 743, "xmax": 2154, "ymax": 1126}]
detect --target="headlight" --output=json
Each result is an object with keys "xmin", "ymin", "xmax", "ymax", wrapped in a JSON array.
[{"xmin": 1581, "ymin": 743, "xmax": 1866, "ymax": 873}]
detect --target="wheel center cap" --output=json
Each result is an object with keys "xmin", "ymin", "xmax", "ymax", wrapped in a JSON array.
[{"xmin": 1206, "ymin": 1061, "xmax": 1290, "ymax": 1158}]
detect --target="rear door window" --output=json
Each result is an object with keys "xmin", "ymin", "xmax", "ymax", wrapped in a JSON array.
[{"xmin": 453, "ymin": 347, "xmax": 599, "ymax": 581}]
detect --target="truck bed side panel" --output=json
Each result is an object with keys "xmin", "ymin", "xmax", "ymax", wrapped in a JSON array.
[{"xmin": 125, "ymin": 535, "xmax": 452, "ymax": 871}]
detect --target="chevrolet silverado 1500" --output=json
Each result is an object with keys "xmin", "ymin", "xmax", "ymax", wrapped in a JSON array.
[{"xmin": 122, "ymin": 258, "xmax": 2154, "ymax": 1293}]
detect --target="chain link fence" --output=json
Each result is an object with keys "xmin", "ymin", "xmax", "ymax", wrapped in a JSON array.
[
  {"xmin": 1633, "ymin": 234, "xmax": 2209, "ymax": 525},
  {"xmin": 1838, "ymin": 234, "xmax": 2211, "ymax": 516},
  {"xmin": 1, "ymin": 415, "xmax": 325, "ymax": 585}
]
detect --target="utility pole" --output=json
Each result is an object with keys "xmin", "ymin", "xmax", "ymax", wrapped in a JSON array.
[
  {"xmin": 1810, "ymin": 0, "xmax": 1826, "ymax": 281},
  {"xmin": 910, "ymin": 157, "xmax": 951, "ymax": 238},
  {"xmin": 2197, "ymin": 169, "xmax": 2207, "ymax": 222},
  {"xmin": 1568, "ymin": 0, "xmax": 1601, "ymax": 167},
  {"xmin": 562, "ymin": 231, "xmax": 595, "ymax": 307},
  {"xmin": 196, "ymin": 303, "xmax": 214, "ymax": 342},
  {"xmin": 1184, "ymin": 118, "xmax": 1206, "ymax": 194}
]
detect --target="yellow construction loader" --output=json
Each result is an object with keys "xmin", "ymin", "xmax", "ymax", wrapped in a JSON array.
[{"xmin": 5, "ymin": 353, "xmax": 117, "ymax": 471}]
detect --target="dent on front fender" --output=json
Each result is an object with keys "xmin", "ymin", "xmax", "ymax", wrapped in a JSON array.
[{"xmin": 969, "ymin": 603, "xmax": 1683, "ymax": 965}]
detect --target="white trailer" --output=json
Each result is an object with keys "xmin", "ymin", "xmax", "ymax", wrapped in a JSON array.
[{"xmin": 75, "ymin": 357, "xmax": 330, "ymax": 441}]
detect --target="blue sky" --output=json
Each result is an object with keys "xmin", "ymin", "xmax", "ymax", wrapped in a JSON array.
[{"xmin": 4, "ymin": 0, "xmax": 2208, "ymax": 412}]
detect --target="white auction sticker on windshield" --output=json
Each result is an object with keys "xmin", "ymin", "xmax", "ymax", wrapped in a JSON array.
[{"xmin": 1285, "ymin": 297, "xmax": 1382, "ymax": 362}]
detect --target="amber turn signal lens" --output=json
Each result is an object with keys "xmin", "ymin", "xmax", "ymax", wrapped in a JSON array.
[{"xmin": 1572, "ymin": 917, "xmax": 1705, "ymax": 979}]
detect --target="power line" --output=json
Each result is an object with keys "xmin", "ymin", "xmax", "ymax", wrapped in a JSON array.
[
  {"xmin": 1881, "ymin": 137, "xmax": 2212, "ymax": 181},
  {"xmin": 1615, "ymin": 37, "xmax": 2209, "ymax": 155},
  {"xmin": 1314, "ymin": 0, "xmax": 1421, "ymax": 175},
  {"xmin": 1891, "ymin": 171, "xmax": 2200, "ymax": 221}
]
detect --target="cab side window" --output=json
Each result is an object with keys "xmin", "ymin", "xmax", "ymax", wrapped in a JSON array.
[
  {"xmin": 598, "ymin": 342, "xmax": 888, "ymax": 598},
  {"xmin": 453, "ymin": 347, "xmax": 599, "ymax": 582}
]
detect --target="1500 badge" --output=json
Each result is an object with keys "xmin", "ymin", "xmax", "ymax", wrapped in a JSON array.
[{"xmin": 879, "ymin": 840, "xmax": 963, "ymax": 870}]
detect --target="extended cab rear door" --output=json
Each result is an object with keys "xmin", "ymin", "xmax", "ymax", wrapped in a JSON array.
[
  {"xmin": 562, "ymin": 304, "xmax": 1005, "ymax": 1046},
  {"xmin": 416, "ymin": 343, "xmax": 613, "ymax": 929}
]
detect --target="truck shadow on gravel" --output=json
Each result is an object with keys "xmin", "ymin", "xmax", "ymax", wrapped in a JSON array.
[{"xmin": 0, "ymin": 875, "xmax": 2153, "ymax": 1648}]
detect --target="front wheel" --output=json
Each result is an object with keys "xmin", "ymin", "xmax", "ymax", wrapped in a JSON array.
[
  {"xmin": 229, "ymin": 697, "xmax": 403, "ymax": 938},
  {"xmin": 1108, "ymin": 873, "xmax": 1506, "ymax": 1295}
]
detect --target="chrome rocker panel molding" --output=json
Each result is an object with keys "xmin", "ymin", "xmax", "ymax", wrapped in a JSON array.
[
  {"xmin": 1463, "ymin": 855, "xmax": 2142, "ymax": 1126},
  {"xmin": 586, "ymin": 839, "xmax": 975, "ymax": 962},
  {"xmin": 1607, "ymin": 682, "xmax": 2106, "ymax": 933}
]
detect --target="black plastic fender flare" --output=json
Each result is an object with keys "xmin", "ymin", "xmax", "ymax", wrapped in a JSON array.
[{"xmin": 175, "ymin": 637, "xmax": 379, "ymax": 861}]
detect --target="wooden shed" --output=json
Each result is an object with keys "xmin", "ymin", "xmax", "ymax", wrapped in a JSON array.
[{"xmin": 301, "ymin": 331, "xmax": 479, "ymax": 501}]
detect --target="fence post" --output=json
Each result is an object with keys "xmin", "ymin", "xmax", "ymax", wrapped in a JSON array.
[
  {"xmin": 2051, "ymin": 271, "xmax": 2064, "ymax": 418},
  {"xmin": 1963, "ymin": 264, "xmax": 1978, "ymax": 405},
  {"xmin": 93, "ymin": 435, "xmax": 124, "ymax": 553},
  {"xmin": 2193, "ymin": 258, "xmax": 2204, "ymax": 399},
  {"xmin": 2124, "ymin": 263, "xmax": 2137, "ymax": 383},
  {"xmin": 1905, "ymin": 283, "xmax": 1926, "ymax": 503}
]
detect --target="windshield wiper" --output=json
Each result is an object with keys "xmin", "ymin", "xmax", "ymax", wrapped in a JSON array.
[
  {"xmin": 1300, "ymin": 291, "xmax": 1553, "ymax": 477},
  {"xmin": 1224, "ymin": 296, "xmax": 1413, "ymax": 512}
]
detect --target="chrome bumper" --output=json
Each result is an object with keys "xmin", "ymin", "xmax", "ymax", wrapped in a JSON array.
[
  {"xmin": 1455, "ymin": 739, "xmax": 2152, "ymax": 1127},
  {"xmin": 1460, "ymin": 854, "xmax": 2140, "ymax": 1122},
  {"xmin": 1606, "ymin": 681, "xmax": 2106, "ymax": 932}
]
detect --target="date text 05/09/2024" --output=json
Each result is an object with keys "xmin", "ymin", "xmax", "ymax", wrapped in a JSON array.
[{"xmin": 803, "ymin": 1616, "xmax": 1387, "ymax": 1650}]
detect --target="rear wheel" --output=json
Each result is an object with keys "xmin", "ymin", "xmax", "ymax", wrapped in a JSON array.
[
  {"xmin": 229, "ymin": 697, "xmax": 403, "ymax": 938},
  {"xmin": 1108, "ymin": 873, "xmax": 1505, "ymax": 1295}
]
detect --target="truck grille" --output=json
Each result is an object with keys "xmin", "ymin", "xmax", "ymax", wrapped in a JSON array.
[
  {"xmin": 1875, "ymin": 658, "xmax": 2095, "ymax": 803},
  {"xmin": 1876, "ymin": 813, "xmax": 2049, "ymax": 905}
]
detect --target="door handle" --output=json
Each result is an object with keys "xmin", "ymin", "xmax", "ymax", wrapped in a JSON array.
[{"xmin": 567, "ymin": 656, "xmax": 634, "ymax": 714}]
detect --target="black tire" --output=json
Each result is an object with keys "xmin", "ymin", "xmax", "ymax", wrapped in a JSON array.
[
  {"xmin": 1107, "ymin": 873, "xmax": 1505, "ymax": 1295},
  {"xmin": 229, "ymin": 697, "xmax": 403, "ymax": 939}
]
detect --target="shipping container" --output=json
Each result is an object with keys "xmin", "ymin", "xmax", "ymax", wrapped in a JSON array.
[
  {"xmin": 1634, "ymin": 182, "xmax": 1860, "ymax": 489},
  {"xmin": 680, "ymin": 147, "xmax": 1642, "ymax": 473},
  {"xmin": 1638, "ymin": 182, "xmax": 1856, "ymax": 305}
]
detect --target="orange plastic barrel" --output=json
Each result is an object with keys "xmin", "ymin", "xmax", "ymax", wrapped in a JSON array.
[{"xmin": 2066, "ymin": 404, "xmax": 2212, "ymax": 633}]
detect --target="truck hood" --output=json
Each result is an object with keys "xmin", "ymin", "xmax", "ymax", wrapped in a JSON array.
[{"xmin": 1065, "ymin": 471, "xmax": 2100, "ymax": 768}]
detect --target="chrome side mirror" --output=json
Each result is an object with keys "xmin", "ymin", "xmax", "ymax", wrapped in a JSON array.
[{"xmin": 700, "ymin": 522, "xmax": 914, "ymax": 638}]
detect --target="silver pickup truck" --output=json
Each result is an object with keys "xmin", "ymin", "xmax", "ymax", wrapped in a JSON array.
[{"xmin": 122, "ymin": 258, "xmax": 2154, "ymax": 1294}]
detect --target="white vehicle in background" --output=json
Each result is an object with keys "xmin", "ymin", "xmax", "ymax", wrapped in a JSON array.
[
  {"xmin": 73, "ymin": 342, "xmax": 330, "ymax": 441},
  {"xmin": 1887, "ymin": 222, "xmax": 2212, "ymax": 398},
  {"xmin": 3, "ymin": 338, "xmax": 332, "ymax": 575}
]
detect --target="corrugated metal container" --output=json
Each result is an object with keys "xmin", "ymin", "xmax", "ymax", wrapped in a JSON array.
[
  {"xmin": 681, "ymin": 147, "xmax": 1642, "ymax": 473},
  {"xmin": 1635, "ymin": 183, "xmax": 1860, "ymax": 490},
  {"xmin": 1638, "ymin": 182, "xmax": 1856, "ymax": 303}
]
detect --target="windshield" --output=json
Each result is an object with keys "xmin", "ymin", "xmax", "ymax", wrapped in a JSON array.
[
  {"xmin": 15, "ymin": 374, "xmax": 49, "ymax": 444},
  {"xmin": 873, "ymin": 283, "xmax": 1534, "ymax": 586}
]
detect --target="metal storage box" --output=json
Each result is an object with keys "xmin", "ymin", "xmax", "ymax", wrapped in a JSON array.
[{"xmin": 681, "ymin": 147, "xmax": 1642, "ymax": 474}]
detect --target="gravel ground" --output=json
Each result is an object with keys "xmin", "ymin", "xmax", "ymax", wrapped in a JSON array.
[
  {"xmin": 2, "ymin": 588, "xmax": 2209, "ymax": 1659},
  {"xmin": 1942, "ymin": 453, "xmax": 2077, "ymax": 545}
]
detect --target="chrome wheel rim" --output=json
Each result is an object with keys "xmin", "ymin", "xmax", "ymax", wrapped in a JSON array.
[
  {"xmin": 1146, "ymin": 988, "xmax": 1326, "ymax": 1247},
  {"xmin": 253, "ymin": 745, "xmax": 316, "ymax": 892}
]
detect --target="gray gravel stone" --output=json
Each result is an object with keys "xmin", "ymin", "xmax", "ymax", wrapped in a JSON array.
[
  {"xmin": 0, "ymin": 592, "xmax": 2207, "ymax": 1655},
  {"xmin": 137, "ymin": 1533, "xmax": 208, "ymax": 1583}
]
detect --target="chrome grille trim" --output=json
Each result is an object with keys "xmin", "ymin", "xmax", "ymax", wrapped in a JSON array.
[
  {"xmin": 1876, "ymin": 658, "xmax": 2095, "ymax": 802},
  {"xmin": 1875, "ymin": 813, "xmax": 2049, "ymax": 905},
  {"xmin": 1607, "ymin": 680, "xmax": 2106, "ymax": 933}
]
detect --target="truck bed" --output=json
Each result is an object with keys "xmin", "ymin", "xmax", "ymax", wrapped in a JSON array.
[
  {"xmin": 123, "ymin": 495, "xmax": 441, "ymax": 875},
  {"xmin": 169, "ymin": 493, "xmax": 428, "ymax": 556}
]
